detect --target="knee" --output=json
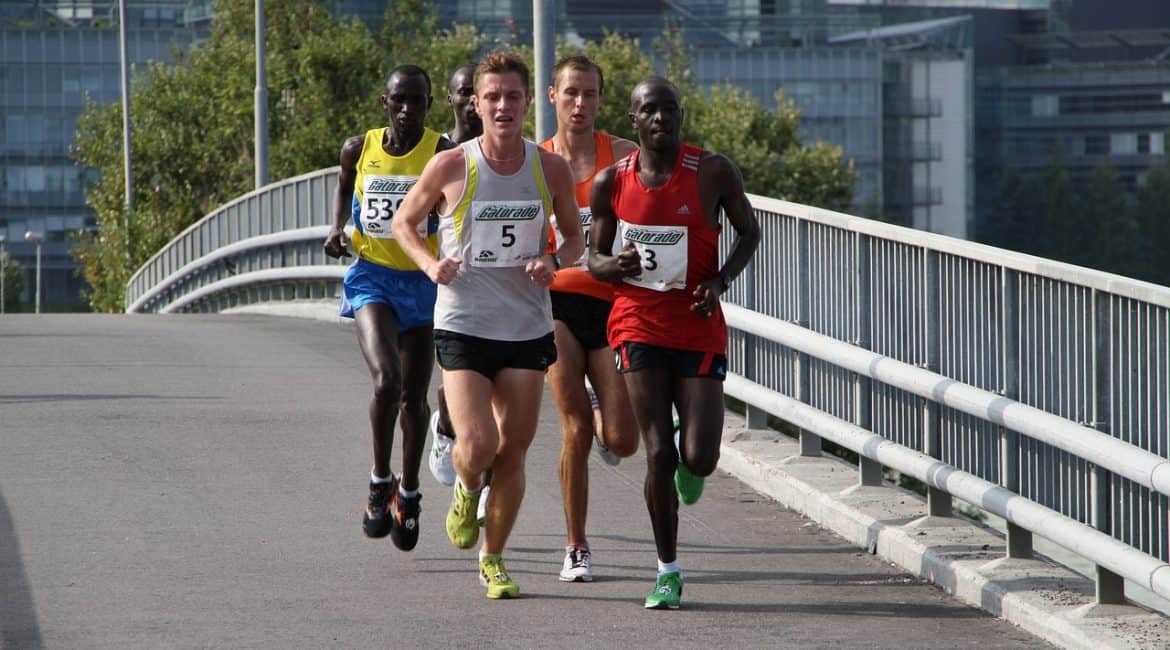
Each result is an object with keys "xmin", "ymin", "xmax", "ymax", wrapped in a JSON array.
[
  {"xmin": 491, "ymin": 446, "xmax": 525, "ymax": 476},
  {"xmin": 456, "ymin": 432, "xmax": 496, "ymax": 467},
  {"xmin": 646, "ymin": 442, "xmax": 678, "ymax": 475},
  {"xmin": 561, "ymin": 419, "xmax": 593, "ymax": 456},
  {"xmin": 683, "ymin": 448, "xmax": 719, "ymax": 477},
  {"xmin": 399, "ymin": 385, "xmax": 429, "ymax": 413},
  {"xmin": 371, "ymin": 369, "xmax": 402, "ymax": 403},
  {"xmin": 606, "ymin": 431, "xmax": 638, "ymax": 458}
]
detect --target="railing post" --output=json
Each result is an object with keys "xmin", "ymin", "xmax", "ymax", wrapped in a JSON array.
[
  {"xmin": 999, "ymin": 268, "xmax": 1032, "ymax": 558},
  {"xmin": 924, "ymin": 250, "xmax": 952, "ymax": 516},
  {"xmin": 856, "ymin": 234, "xmax": 881, "ymax": 486},
  {"xmin": 1092, "ymin": 290, "xmax": 1124, "ymax": 604},
  {"xmin": 796, "ymin": 219, "xmax": 819, "ymax": 456},
  {"xmin": 742, "ymin": 254, "xmax": 769, "ymax": 429}
]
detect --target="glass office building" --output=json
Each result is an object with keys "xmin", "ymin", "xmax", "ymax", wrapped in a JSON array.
[{"xmin": 1, "ymin": 1, "xmax": 202, "ymax": 309}]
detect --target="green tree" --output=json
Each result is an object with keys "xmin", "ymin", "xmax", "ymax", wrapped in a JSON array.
[
  {"xmin": 1, "ymin": 251, "xmax": 24, "ymax": 313},
  {"xmin": 378, "ymin": 0, "xmax": 484, "ymax": 135},
  {"xmin": 1134, "ymin": 161, "xmax": 1170, "ymax": 284},
  {"xmin": 1038, "ymin": 146, "xmax": 1078, "ymax": 261},
  {"xmin": 74, "ymin": 0, "xmax": 382, "ymax": 312},
  {"xmin": 1077, "ymin": 164, "xmax": 1133, "ymax": 274}
]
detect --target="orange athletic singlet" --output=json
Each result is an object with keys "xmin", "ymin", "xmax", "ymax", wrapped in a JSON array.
[
  {"xmin": 540, "ymin": 131, "xmax": 616, "ymax": 302},
  {"xmin": 606, "ymin": 143, "xmax": 726, "ymax": 354}
]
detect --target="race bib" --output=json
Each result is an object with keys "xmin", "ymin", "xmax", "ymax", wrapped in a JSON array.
[
  {"xmin": 550, "ymin": 208, "xmax": 592, "ymax": 270},
  {"xmin": 619, "ymin": 222, "xmax": 688, "ymax": 291},
  {"xmin": 469, "ymin": 200, "xmax": 546, "ymax": 267},
  {"xmin": 358, "ymin": 175, "xmax": 426, "ymax": 239}
]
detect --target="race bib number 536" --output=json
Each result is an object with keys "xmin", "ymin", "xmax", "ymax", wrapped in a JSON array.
[
  {"xmin": 619, "ymin": 222, "xmax": 688, "ymax": 291},
  {"xmin": 358, "ymin": 175, "xmax": 426, "ymax": 239},
  {"xmin": 469, "ymin": 200, "xmax": 546, "ymax": 267}
]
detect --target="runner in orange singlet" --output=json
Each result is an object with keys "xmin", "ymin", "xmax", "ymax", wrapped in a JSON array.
[{"xmin": 539, "ymin": 54, "xmax": 639, "ymax": 583}]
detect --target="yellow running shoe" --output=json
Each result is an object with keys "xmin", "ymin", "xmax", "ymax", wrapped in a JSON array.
[
  {"xmin": 446, "ymin": 481, "xmax": 481, "ymax": 549},
  {"xmin": 479, "ymin": 554, "xmax": 520, "ymax": 599}
]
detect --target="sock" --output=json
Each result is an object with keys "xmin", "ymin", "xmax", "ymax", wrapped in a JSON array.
[
  {"xmin": 566, "ymin": 543, "xmax": 589, "ymax": 553},
  {"xmin": 458, "ymin": 476, "xmax": 482, "ymax": 495},
  {"xmin": 399, "ymin": 486, "xmax": 418, "ymax": 499},
  {"xmin": 479, "ymin": 550, "xmax": 500, "ymax": 561},
  {"xmin": 370, "ymin": 470, "xmax": 394, "ymax": 485},
  {"xmin": 657, "ymin": 559, "xmax": 681, "ymax": 577}
]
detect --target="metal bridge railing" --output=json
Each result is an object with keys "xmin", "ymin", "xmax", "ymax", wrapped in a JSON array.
[
  {"xmin": 124, "ymin": 167, "xmax": 344, "ymax": 314},
  {"xmin": 125, "ymin": 170, "xmax": 1170, "ymax": 607},
  {"xmin": 721, "ymin": 194, "xmax": 1170, "ymax": 606}
]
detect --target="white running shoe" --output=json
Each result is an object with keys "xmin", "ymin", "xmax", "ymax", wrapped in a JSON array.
[
  {"xmin": 427, "ymin": 411, "xmax": 456, "ymax": 486},
  {"xmin": 559, "ymin": 545, "xmax": 593, "ymax": 582},
  {"xmin": 596, "ymin": 439, "xmax": 621, "ymax": 466},
  {"xmin": 476, "ymin": 484, "xmax": 490, "ymax": 527}
]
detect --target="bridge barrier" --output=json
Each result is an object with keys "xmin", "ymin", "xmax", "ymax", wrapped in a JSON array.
[{"xmin": 126, "ymin": 169, "xmax": 1170, "ymax": 607}]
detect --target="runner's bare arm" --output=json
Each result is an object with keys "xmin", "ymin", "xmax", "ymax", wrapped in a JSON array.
[
  {"xmin": 587, "ymin": 165, "xmax": 641, "ymax": 283},
  {"xmin": 610, "ymin": 136, "xmax": 638, "ymax": 161},
  {"xmin": 324, "ymin": 135, "xmax": 364, "ymax": 258},
  {"xmin": 691, "ymin": 153, "xmax": 761, "ymax": 316},
  {"xmin": 391, "ymin": 148, "xmax": 466, "ymax": 285},
  {"xmin": 541, "ymin": 150, "xmax": 585, "ymax": 268}
]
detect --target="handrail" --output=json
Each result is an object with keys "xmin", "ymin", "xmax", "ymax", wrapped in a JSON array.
[
  {"xmin": 723, "ymin": 302, "xmax": 1170, "ymax": 497},
  {"xmin": 746, "ymin": 193, "xmax": 1170, "ymax": 309},
  {"xmin": 160, "ymin": 266, "xmax": 345, "ymax": 314},
  {"xmin": 127, "ymin": 226, "xmax": 330, "ymax": 313}
]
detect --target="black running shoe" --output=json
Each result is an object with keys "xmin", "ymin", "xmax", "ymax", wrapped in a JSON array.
[
  {"xmin": 389, "ymin": 489, "xmax": 422, "ymax": 551},
  {"xmin": 362, "ymin": 478, "xmax": 396, "ymax": 539}
]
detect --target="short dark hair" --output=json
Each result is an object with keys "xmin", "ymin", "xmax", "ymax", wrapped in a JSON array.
[
  {"xmin": 474, "ymin": 51, "xmax": 530, "ymax": 95},
  {"xmin": 388, "ymin": 64, "xmax": 431, "ymax": 95},
  {"xmin": 552, "ymin": 54, "xmax": 604, "ymax": 95}
]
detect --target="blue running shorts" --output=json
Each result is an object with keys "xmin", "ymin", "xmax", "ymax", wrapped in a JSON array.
[{"xmin": 339, "ymin": 258, "xmax": 437, "ymax": 332}]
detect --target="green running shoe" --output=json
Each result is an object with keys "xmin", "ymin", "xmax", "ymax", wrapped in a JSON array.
[
  {"xmin": 674, "ymin": 462, "xmax": 705, "ymax": 505},
  {"xmin": 446, "ymin": 481, "xmax": 481, "ymax": 549},
  {"xmin": 479, "ymin": 554, "xmax": 520, "ymax": 599},
  {"xmin": 644, "ymin": 572, "xmax": 683, "ymax": 609}
]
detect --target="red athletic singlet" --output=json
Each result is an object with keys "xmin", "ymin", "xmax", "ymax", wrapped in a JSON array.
[
  {"xmin": 540, "ymin": 131, "xmax": 615, "ymax": 302},
  {"xmin": 607, "ymin": 143, "xmax": 726, "ymax": 354}
]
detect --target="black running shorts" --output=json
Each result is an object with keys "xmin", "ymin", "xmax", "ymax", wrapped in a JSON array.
[
  {"xmin": 435, "ymin": 329, "xmax": 557, "ymax": 379},
  {"xmin": 615, "ymin": 341, "xmax": 727, "ymax": 381},
  {"xmin": 551, "ymin": 291, "xmax": 612, "ymax": 351}
]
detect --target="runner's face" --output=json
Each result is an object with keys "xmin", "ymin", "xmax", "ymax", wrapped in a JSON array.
[
  {"xmin": 549, "ymin": 68, "xmax": 600, "ymax": 135},
  {"xmin": 448, "ymin": 69, "xmax": 481, "ymax": 132},
  {"xmin": 473, "ymin": 72, "xmax": 530, "ymax": 139},
  {"xmin": 629, "ymin": 85, "xmax": 682, "ymax": 150},
  {"xmin": 383, "ymin": 73, "xmax": 431, "ymax": 137}
]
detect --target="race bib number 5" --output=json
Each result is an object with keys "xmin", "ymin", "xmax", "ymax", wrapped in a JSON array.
[
  {"xmin": 619, "ymin": 222, "xmax": 688, "ymax": 291},
  {"xmin": 469, "ymin": 200, "xmax": 546, "ymax": 267},
  {"xmin": 358, "ymin": 175, "xmax": 426, "ymax": 239}
]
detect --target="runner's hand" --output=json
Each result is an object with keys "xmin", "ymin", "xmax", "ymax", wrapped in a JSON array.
[
  {"xmin": 690, "ymin": 277, "xmax": 721, "ymax": 318},
  {"xmin": 616, "ymin": 242, "xmax": 642, "ymax": 278},
  {"xmin": 427, "ymin": 257, "xmax": 462, "ymax": 285},
  {"xmin": 525, "ymin": 257, "xmax": 555, "ymax": 288},
  {"xmin": 323, "ymin": 228, "xmax": 351, "ymax": 259}
]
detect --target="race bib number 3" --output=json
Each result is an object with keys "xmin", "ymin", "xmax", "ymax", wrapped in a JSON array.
[
  {"xmin": 551, "ymin": 208, "xmax": 592, "ymax": 270},
  {"xmin": 619, "ymin": 222, "xmax": 688, "ymax": 291},
  {"xmin": 359, "ymin": 175, "xmax": 426, "ymax": 239},
  {"xmin": 470, "ymin": 200, "xmax": 546, "ymax": 267}
]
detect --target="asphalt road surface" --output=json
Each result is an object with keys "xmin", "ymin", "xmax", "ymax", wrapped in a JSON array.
[{"xmin": 0, "ymin": 314, "xmax": 1047, "ymax": 649}]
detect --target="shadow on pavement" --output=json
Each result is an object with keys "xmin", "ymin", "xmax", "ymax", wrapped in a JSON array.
[{"xmin": 0, "ymin": 485, "xmax": 42, "ymax": 649}]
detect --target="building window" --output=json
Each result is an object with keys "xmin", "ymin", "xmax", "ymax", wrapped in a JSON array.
[
  {"xmin": 1111, "ymin": 133, "xmax": 1137, "ymax": 155},
  {"xmin": 1085, "ymin": 134, "xmax": 1109, "ymax": 155},
  {"xmin": 1138, "ymin": 133, "xmax": 1151, "ymax": 154},
  {"xmin": 1031, "ymin": 94, "xmax": 1058, "ymax": 117}
]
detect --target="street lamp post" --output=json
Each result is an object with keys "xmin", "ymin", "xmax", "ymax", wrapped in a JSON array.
[
  {"xmin": 0, "ymin": 233, "xmax": 6, "ymax": 315},
  {"xmin": 24, "ymin": 231, "xmax": 42, "ymax": 314}
]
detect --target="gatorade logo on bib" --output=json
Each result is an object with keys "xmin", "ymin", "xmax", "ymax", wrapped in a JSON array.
[
  {"xmin": 619, "ymin": 222, "xmax": 688, "ymax": 291},
  {"xmin": 470, "ymin": 200, "xmax": 546, "ymax": 267},
  {"xmin": 359, "ymin": 175, "xmax": 426, "ymax": 240},
  {"xmin": 551, "ymin": 208, "xmax": 594, "ymax": 270}
]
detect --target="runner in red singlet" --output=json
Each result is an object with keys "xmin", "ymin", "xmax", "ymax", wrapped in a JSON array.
[
  {"xmin": 539, "ymin": 55, "xmax": 639, "ymax": 583},
  {"xmin": 588, "ymin": 75, "xmax": 761, "ymax": 609}
]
